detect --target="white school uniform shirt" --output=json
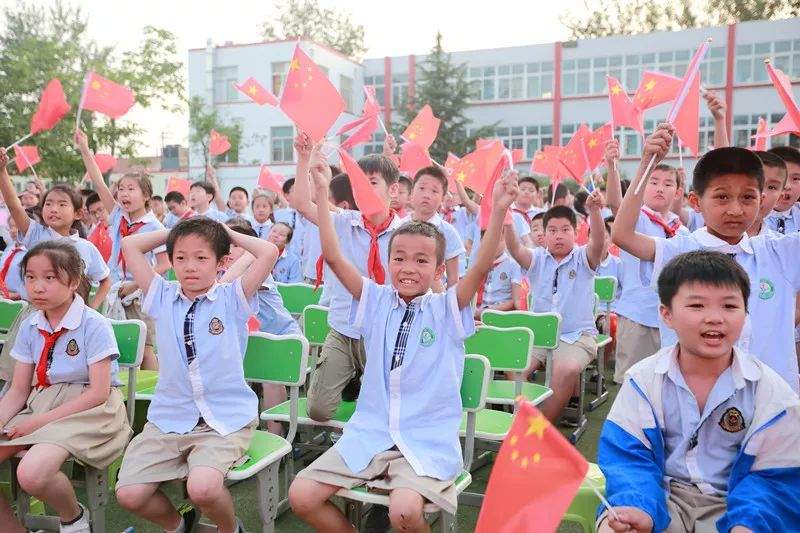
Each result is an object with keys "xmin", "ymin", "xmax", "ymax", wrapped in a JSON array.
[
  {"xmin": 273, "ymin": 207, "xmax": 298, "ymax": 227},
  {"xmin": 301, "ymin": 218, "xmax": 321, "ymax": 281},
  {"xmin": 765, "ymin": 204, "xmax": 800, "ymax": 235},
  {"xmin": 251, "ymin": 219, "xmax": 274, "ymax": 240},
  {"xmin": 223, "ymin": 208, "xmax": 255, "ymax": 225},
  {"xmin": 141, "ymin": 276, "xmax": 258, "ymax": 435},
  {"xmin": 23, "ymin": 221, "xmax": 109, "ymax": 284},
  {"xmin": 653, "ymin": 228, "xmax": 800, "ymax": 392},
  {"xmin": 108, "ymin": 205, "xmax": 166, "ymax": 283},
  {"xmin": 399, "ymin": 212, "xmax": 466, "ymax": 262},
  {"xmin": 338, "ymin": 278, "xmax": 474, "ymax": 480},
  {"xmin": 194, "ymin": 206, "xmax": 228, "ymax": 223},
  {"xmin": 480, "ymin": 252, "xmax": 523, "ymax": 308},
  {"xmin": 525, "ymin": 245, "xmax": 598, "ymax": 343},
  {"xmin": 687, "ymin": 211, "xmax": 705, "ymax": 232},
  {"xmin": 0, "ymin": 242, "xmax": 27, "ymax": 300},
  {"xmin": 510, "ymin": 203, "xmax": 544, "ymax": 224},
  {"xmin": 467, "ymin": 211, "xmax": 530, "ymax": 265},
  {"xmin": 615, "ymin": 209, "xmax": 689, "ymax": 328},
  {"xmin": 448, "ymin": 206, "xmax": 476, "ymax": 242},
  {"xmin": 272, "ymin": 249, "xmax": 303, "ymax": 283},
  {"xmin": 11, "ymin": 294, "xmax": 121, "ymax": 386},
  {"xmin": 322, "ymin": 210, "xmax": 404, "ymax": 339},
  {"xmin": 256, "ymin": 275, "xmax": 301, "ymax": 337}
]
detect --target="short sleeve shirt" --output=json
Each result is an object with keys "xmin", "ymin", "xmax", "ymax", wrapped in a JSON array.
[
  {"xmin": 23, "ymin": 221, "xmax": 109, "ymax": 283},
  {"xmin": 108, "ymin": 205, "xmax": 166, "ymax": 283},
  {"xmin": 272, "ymin": 250, "xmax": 303, "ymax": 283},
  {"xmin": 480, "ymin": 252, "xmax": 523, "ymax": 308}
]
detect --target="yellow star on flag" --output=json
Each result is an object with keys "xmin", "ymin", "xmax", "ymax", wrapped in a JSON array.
[
  {"xmin": 456, "ymin": 171, "xmax": 466, "ymax": 182},
  {"xmin": 525, "ymin": 414, "xmax": 548, "ymax": 439},
  {"xmin": 90, "ymin": 80, "xmax": 102, "ymax": 90},
  {"xmin": 644, "ymin": 79, "xmax": 657, "ymax": 91},
  {"xmin": 587, "ymin": 137, "xmax": 598, "ymax": 148},
  {"xmin": 247, "ymin": 85, "xmax": 258, "ymax": 95},
  {"xmin": 289, "ymin": 58, "xmax": 301, "ymax": 71},
  {"xmin": 610, "ymin": 84, "xmax": 621, "ymax": 96}
]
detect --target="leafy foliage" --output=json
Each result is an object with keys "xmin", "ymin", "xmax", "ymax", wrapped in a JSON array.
[{"xmin": 188, "ymin": 97, "xmax": 243, "ymax": 171}]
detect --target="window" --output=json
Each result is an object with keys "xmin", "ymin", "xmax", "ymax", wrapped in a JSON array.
[
  {"xmin": 524, "ymin": 125, "xmax": 553, "ymax": 158},
  {"xmin": 271, "ymin": 126, "xmax": 294, "ymax": 164},
  {"xmin": 340, "ymin": 75, "xmax": 354, "ymax": 113},
  {"xmin": 392, "ymin": 73, "xmax": 408, "ymax": 108},
  {"xmin": 527, "ymin": 61, "xmax": 554, "ymax": 98},
  {"xmin": 736, "ymin": 40, "xmax": 800, "ymax": 84},
  {"xmin": 364, "ymin": 75, "xmax": 385, "ymax": 106},
  {"xmin": 560, "ymin": 123, "xmax": 577, "ymax": 146},
  {"xmin": 468, "ymin": 62, "xmax": 553, "ymax": 101},
  {"xmin": 363, "ymin": 131, "xmax": 385, "ymax": 155},
  {"xmin": 213, "ymin": 66, "xmax": 238, "ymax": 102},
  {"xmin": 731, "ymin": 114, "xmax": 763, "ymax": 149},
  {"xmin": 698, "ymin": 117, "xmax": 715, "ymax": 153},
  {"xmin": 272, "ymin": 62, "xmax": 288, "ymax": 96}
]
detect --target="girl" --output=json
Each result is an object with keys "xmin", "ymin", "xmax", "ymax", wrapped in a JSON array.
[
  {"xmin": 76, "ymin": 129, "xmax": 168, "ymax": 370},
  {"xmin": 0, "ymin": 241, "xmax": 130, "ymax": 533},
  {"xmin": 251, "ymin": 191, "xmax": 275, "ymax": 239},
  {"xmin": 267, "ymin": 222, "xmax": 302, "ymax": 283}
]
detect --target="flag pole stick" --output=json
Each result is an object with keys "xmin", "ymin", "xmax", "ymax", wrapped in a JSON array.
[
  {"xmin": 377, "ymin": 113, "xmax": 389, "ymax": 136},
  {"xmin": 584, "ymin": 476, "xmax": 620, "ymax": 522},
  {"xmin": 550, "ymin": 177, "xmax": 557, "ymax": 206},
  {"xmin": 612, "ymin": 126, "xmax": 619, "ymax": 175},
  {"xmin": 678, "ymin": 140, "xmax": 684, "ymax": 169},
  {"xmin": 633, "ymin": 153, "xmax": 657, "ymax": 196},
  {"xmin": 16, "ymin": 145, "xmax": 36, "ymax": 179},
  {"xmin": 4, "ymin": 133, "xmax": 33, "ymax": 151}
]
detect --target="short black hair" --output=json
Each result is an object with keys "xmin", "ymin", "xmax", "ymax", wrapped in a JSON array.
[
  {"xmin": 166, "ymin": 217, "xmax": 230, "ymax": 261},
  {"xmin": 547, "ymin": 182, "xmax": 569, "ymax": 203},
  {"xmin": 80, "ymin": 188, "xmax": 94, "ymax": 200},
  {"xmin": 330, "ymin": 173, "xmax": 356, "ymax": 209},
  {"xmin": 413, "ymin": 165, "xmax": 448, "ymax": 193},
  {"xmin": 531, "ymin": 212, "xmax": 545, "ymax": 223},
  {"xmin": 282, "ymin": 177, "xmax": 295, "ymax": 195},
  {"xmin": 229, "ymin": 186, "xmax": 249, "ymax": 198},
  {"xmin": 191, "ymin": 181, "xmax": 215, "ymax": 199},
  {"xmin": 397, "ymin": 176, "xmax": 413, "ymax": 193},
  {"xmin": 543, "ymin": 205, "xmax": 577, "ymax": 229},
  {"xmin": 389, "ymin": 221, "xmax": 446, "ymax": 265},
  {"xmin": 226, "ymin": 218, "xmax": 258, "ymax": 238},
  {"xmin": 755, "ymin": 150, "xmax": 788, "ymax": 185},
  {"xmin": 657, "ymin": 250, "xmax": 750, "ymax": 311},
  {"xmin": 573, "ymin": 190, "xmax": 589, "ymax": 217},
  {"xmin": 768, "ymin": 145, "xmax": 800, "ymax": 167},
  {"xmin": 358, "ymin": 153, "xmax": 399, "ymax": 185},
  {"xmin": 164, "ymin": 191, "xmax": 186, "ymax": 204},
  {"xmin": 85, "ymin": 192, "xmax": 102, "ymax": 208},
  {"xmin": 151, "ymin": 195, "xmax": 164, "ymax": 202},
  {"xmin": 692, "ymin": 147, "xmax": 764, "ymax": 196},
  {"xmin": 518, "ymin": 176, "xmax": 540, "ymax": 190}
]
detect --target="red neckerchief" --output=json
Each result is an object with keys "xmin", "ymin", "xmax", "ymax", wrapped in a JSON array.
[
  {"xmin": 362, "ymin": 211, "xmax": 395, "ymax": 285},
  {"xmin": 36, "ymin": 328, "xmax": 67, "ymax": 388},
  {"xmin": 442, "ymin": 207, "xmax": 455, "ymax": 224},
  {"xmin": 641, "ymin": 208, "xmax": 682, "ymax": 238},
  {"xmin": 512, "ymin": 207, "xmax": 532, "ymax": 226},
  {"xmin": 0, "ymin": 246, "xmax": 23, "ymax": 298},
  {"xmin": 180, "ymin": 209, "xmax": 196, "ymax": 220},
  {"xmin": 118, "ymin": 217, "xmax": 146, "ymax": 274}
]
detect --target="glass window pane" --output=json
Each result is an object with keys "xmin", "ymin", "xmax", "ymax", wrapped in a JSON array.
[
  {"xmin": 498, "ymin": 78, "xmax": 510, "ymax": 99},
  {"xmin": 578, "ymin": 58, "xmax": 591, "ymax": 69},
  {"xmin": 625, "ymin": 54, "xmax": 640, "ymax": 65},
  {"xmin": 484, "ymin": 66, "xmax": 495, "ymax": 76},
  {"xmin": 710, "ymin": 46, "xmax": 725, "ymax": 58},
  {"xmin": 563, "ymin": 73, "xmax": 575, "ymax": 96},
  {"xmin": 754, "ymin": 42, "xmax": 771, "ymax": 54},
  {"xmin": 594, "ymin": 57, "xmax": 607, "ymax": 68},
  {"xmin": 541, "ymin": 125, "xmax": 552, "ymax": 134},
  {"xmin": 499, "ymin": 65, "xmax": 510, "ymax": 75},
  {"xmin": 754, "ymin": 64, "xmax": 768, "ymax": 82},
  {"xmin": 541, "ymin": 74, "xmax": 553, "ymax": 97},
  {"xmin": 563, "ymin": 59, "xmax": 575, "ymax": 71},
  {"xmin": 626, "ymin": 67, "xmax": 641, "ymax": 89},
  {"xmin": 576, "ymin": 71, "xmax": 590, "ymax": 94},
  {"xmin": 512, "ymin": 64, "xmax": 525, "ymax": 74},
  {"xmin": 609, "ymin": 55, "xmax": 622, "ymax": 66},
  {"xmin": 527, "ymin": 62, "xmax": 539, "ymax": 73},
  {"xmin": 642, "ymin": 53, "xmax": 655, "ymax": 64},
  {"xmin": 541, "ymin": 61, "xmax": 554, "ymax": 72},
  {"xmin": 675, "ymin": 50, "xmax": 690, "ymax": 61},
  {"xmin": 593, "ymin": 71, "xmax": 606, "ymax": 93},
  {"xmin": 511, "ymin": 77, "xmax": 524, "ymax": 98},
  {"xmin": 527, "ymin": 77, "xmax": 540, "ymax": 98},
  {"xmin": 736, "ymin": 59, "xmax": 752, "ymax": 83},
  {"xmin": 736, "ymin": 44, "xmax": 753, "ymax": 55},
  {"xmin": 470, "ymin": 67, "xmax": 481, "ymax": 77},
  {"xmin": 511, "ymin": 126, "xmax": 523, "ymax": 135},
  {"xmin": 483, "ymin": 79, "xmax": 495, "ymax": 99},
  {"xmin": 710, "ymin": 61, "xmax": 724, "ymax": 85},
  {"xmin": 659, "ymin": 51, "xmax": 673, "ymax": 62}
]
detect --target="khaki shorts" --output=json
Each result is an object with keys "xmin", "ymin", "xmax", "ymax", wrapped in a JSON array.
[
  {"xmin": 306, "ymin": 329, "xmax": 366, "ymax": 422},
  {"xmin": 123, "ymin": 298, "xmax": 156, "ymax": 347},
  {"xmin": 614, "ymin": 316, "xmax": 660, "ymax": 383},
  {"xmin": 297, "ymin": 447, "xmax": 459, "ymax": 515},
  {"xmin": 116, "ymin": 419, "xmax": 255, "ymax": 488},
  {"xmin": 532, "ymin": 333, "xmax": 596, "ymax": 370}
]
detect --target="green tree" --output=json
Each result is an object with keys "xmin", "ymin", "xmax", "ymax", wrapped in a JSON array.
[
  {"xmin": 188, "ymin": 97, "xmax": 244, "ymax": 171},
  {"xmin": 398, "ymin": 33, "xmax": 494, "ymax": 163},
  {"xmin": 0, "ymin": 1, "xmax": 184, "ymax": 180},
  {"xmin": 260, "ymin": 0, "xmax": 366, "ymax": 59}
]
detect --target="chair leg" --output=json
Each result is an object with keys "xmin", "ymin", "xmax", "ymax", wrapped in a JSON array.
[
  {"xmin": 569, "ymin": 370, "xmax": 589, "ymax": 444},
  {"xmin": 256, "ymin": 463, "xmax": 280, "ymax": 533},
  {"xmin": 438, "ymin": 510, "xmax": 457, "ymax": 533},
  {"xmin": 85, "ymin": 466, "xmax": 109, "ymax": 533},
  {"xmin": 344, "ymin": 499, "xmax": 363, "ymax": 532},
  {"xmin": 589, "ymin": 346, "xmax": 609, "ymax": 411}
]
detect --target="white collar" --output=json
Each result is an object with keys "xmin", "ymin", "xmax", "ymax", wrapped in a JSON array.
[
  {"xmin": 544, "ymin": 245, "xmax": 579, "ymax": 265},
  {"xmin": 691, "ymin": 227, "xmax": 753, "ymax": 255},
  {"xmin": 350, "ymin": 211, "xmax": 403, "ymax": 232},
  {"xmin": 390, "ymin": 287, "xmax": 434, "ymax": 310},
  {"xmin": 172, "ymin": 282, "xmax": 221, "ymax": 303},
  {"xmin": 655, "ymin": 345, "xmax": 761, "ymax": 390},
  {"xmin": 771, "ymin": 206, "xmax": 795, "ymax": 218},
  {"xmin": 31, "ymin": 294, "xmax": 85, "ymax": 332},
  {"xmin": 122, "ymin": 209, "xmax": 158, "ymax": 226},
  {"xmin": 46, "ymin": 226, "xmax": 80, "ymax": 242}
]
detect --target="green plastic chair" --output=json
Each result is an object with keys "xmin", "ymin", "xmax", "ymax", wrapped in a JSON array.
[
  {"xmin": 165, "ymin": 268, "xmax": 177, "ymax": 281},
  {"xmin": 302, "ymin": 304, "xmax": 329, "ymax": 371},
  {"xmin": 276, "ymin": 282, "xmax": 321, "ymax": 316},
  {"xmin": 563, "ymin": 462, "xmax": 606, "ymax": 532},
  {"xmin": 336, "ymin": 354, "xmax": 489, "ymax": 531},
  {"xmin": 0, "ymin": 298, "xmax": 27, "ymax": 344},
  {"xmin": 590, "ymin": 277, "xmax": 618, "ymax": 411}
]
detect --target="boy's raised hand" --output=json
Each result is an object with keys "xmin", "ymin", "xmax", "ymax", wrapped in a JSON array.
[
  {"xmin": 383, "ymin": 133, "xmax": 397, "ymax": 155},
  {"xmin": 585, "ymin": 189, "xmax": 603, "ymax": 213},
  {"xmin": 643, "ymin": 123, "xmax": 673, "ymax": 166},
  {"xmin": 294, "ymin": 131, "xmax": 313, "ymax": 162},
  {"xmin": 492, "ymin": 169, "xmax": 519, "ymax": 210},
  {"xmin": 309, "ymin": 144, "xmax": 331, "ymax": 190},
  {"xmin": 703, "ymin": 89, "xmax": 726, "ymax": 122},
  {"xmin": 604, "ymin": 139, "xmax": 620, "ymax": 167},
  {"xmin": 74, "ymin": 128, "xmax": 90, "ymax": 153}
]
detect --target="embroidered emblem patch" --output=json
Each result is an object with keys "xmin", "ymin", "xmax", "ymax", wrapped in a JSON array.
[
  {"xmin": 568, "ymin": 269, "xmax": 577, "ymax": 280},
  {"xmin": 209, "ymin": 317, "xmax": 225, "ymax": 335},
  {"xmin": 65, "ymin": 339, "xmax": 80, "ymax": 357},
  {"xmin": 420, "ymin": 327, "xmax": 436, "ymax": 347},
  {"xmin": 499, "ymin": 272, "xmax": 508, "ymax": 281},
  {"xmin": 719, "ymin": 407, "xmax": 745, "ymax": 433},
  {"xmin": 758, "ymin": 278, "xmax": 775, "ymax": 300}
]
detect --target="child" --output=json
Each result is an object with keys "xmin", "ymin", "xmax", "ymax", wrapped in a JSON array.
[
  {"xmin": 390, "ymin": 175, "xmax": 412, "ymax": 218},
  {"xmin": 18, "ymin": 190, "xmax": 39, "ymax": 209},
  {"xmin": 612, "ymin": 124, "xmax": 800, "ymax": 392},
  {"xmin": 505, "ymin": 194, "xmax": 605, "ymax": 423},
  {"xmin": 267, "ymin": 222, "xmax": 302, "ymax": 283},
  {"xmin": 0, "ymin": 216, "xmax": 25, "ymax": 301},
  {"xmin": 115, "ymin": 217, "xmax": 277, "ymax": 533},
  {"xmin": 595, "ymin": 218, "xmax": 623, "ymax": 306},
  {"xmin": 288, "ymin": 153, "xmax": 519, "ymax": 533},
  {"xmin": 274, "ymin": 178, "xmax": 306, "ymax": 259},
  {"xmin": 77, "ymin": 129, "xmax": 168, "ymax": 370},
  {"xmin": 150, "ymin": 195, "xmax": 167, "ymax": 224},
  {"xmin": 85, "ymin": 192, "xmax": 112, "ymax": 263},
  {"xmin": 598, "ymin": 251, "xmax": 800, "ymax": 533},
  {"xmin": 402, "ymin": 166, "xmax": 466, "ymax": 287},
  {"xmin": 251, "ymin": 191, "xmax": 275, "ymax": 239},
  {"xmin": 765, "ymin": 145, "xmax": 800, "ymax": 234},
  {"xmin": 511, "ymin": 176, "xmax": 544, "ymax": 224},
  {"xmin": 747, "ymin": 151, "xmax": 787, "ymax": 237},
  {"xmin": 474, "ymin": 227, "xmax": 522, "ymax": 320},
  {"xmin": 163, "ymin": 191, "xmax": 195, "ymax": 229},
  {"xmin": 189, "ymin": 182, "xmax": 228, "ymax": 222},
  {"xmin": 547, "ymin": 182, "xmax": 574, "ymax": 208},
  {"xmin": 0, "ymin": 241, "xmax": 130, "ymax": 533},
  {"xmin": 206, "ymin": 166, "xmax": 253, "ymax": 223},
  {"xmin": 605, "ymin": 137, "xmax": 688, "ymax": 383},
  {"xmin": 530, "ymin": 212, "xmax": 546, "ymax": 248}
]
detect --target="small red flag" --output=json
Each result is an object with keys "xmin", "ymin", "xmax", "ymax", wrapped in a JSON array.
[
  {"xmin": 399, "ymin": 142, "xmax": 433, "ymax": 177},
  {"xmin": 209, "ymin": 129, "xmax": 231, "ymax": 156},
  {"xmin": 476, "ymin": 402, "xmax": 588, "ymax": 532},
  {"xmin": 280, "ymin": 45, "xmax": 345, "ymax": 142},
  {"xmin": 560, "ymin": 127, "xmax": 589, "ymax": 184},
  {"xmin": 13, "ymin": 145, "xmax": 40, "ymax": 172},
  {"xmin": 88, "ymin": 222, "xmax": 112, "ymax": 263},
  {"xmin": 257, "ymin": 165, "xmax": 285, "ymax": 194},
  {"xmin": 338, "ymin": 148, "xmax": 385, "ymax": 217},
  {"xmin": 338, "ymin": 86, "xmax": 382, "ymax": 151},
  {"xmin": 235, "ymin": 77, "xmax": 279, "ymax": 106},
  {"xmin": 30, "ymin": 78, "xmax": 70, "ymax": 134},
  {"xmin": 81, "ymin": 71, "xmax": 136, "ymax": 119},
  {"xmin": 531, "ymin": 146, "xmax": 566, "ymax": 180},
  {"xmin": 584, "ymin": 123, "xmax": 613, "ymax": 171},
  {"xmin": 511, "ymin": 148, "xmax": 524, "ymax": 165},
  {"xmin": 751, "ymin": 117, "xmax": 768, "ymax": 151},
  {"xmin": 665, "ymin": 39, "xmax": 710, "ymax": 126},
  {"xmin": 451, "ymin": 141, "xmax": 504, "ymax": 194},
  {"xmin": 401, "ymin": 104, "xmax": 440, "ymax": 151},
  {"xmin": 632, "ymin": 71, "xmax": 682, "ymax": 111},
  {"xmin": 766, "ymin": 61, "xmax": 800, "ymax": 137},
  {"xmin": 444, "ymin": 152, "xmax": 460, "ymax": 193},
  {"xmin": 166, "ymin": 177, "xmax": 191, "ymax": 197},
  {"xmin": 607, "ymin": 76, "xmax": 643, "ymax": 134},
  {"xmin": 94, "ymin": 154, "xmax": 118, "ymax": 174},
  {"xmin": 479, "ymin": 149, "xmax": 513, "ymax": 230},
  {"xmin": 672, "ymin": 74, "xmax": 701, "ymax": 156}
]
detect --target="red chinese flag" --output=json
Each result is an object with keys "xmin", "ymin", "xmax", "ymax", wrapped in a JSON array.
[
  {"xmin": 399, "ymin": 142, "xmax": 433, "ymax": 177},
  {"xmin": 632, "ymin": 70, "xmax": 682, "ymax": 111},
  {"xmin": 511, "ymin": 148, "xmax": 524, "ymax": 165},
  {"xmin": 560, "ymin": 128, "xmax": 589, "ymax": 184},
  {"xmin": 338, "ymin": 86, "xmax": 382, "ymax": 151},
  {"xmin": 280, "ymin": 45, "xmax": 345, "ymax": 142},
  {"xmin": 766, "ymin": 61, "xmax": 800, "ymax": 137},
  {"xmin": 476, "ymin": 402, "xmax": 588, "ymax": 532},
  {"xmin": 81, "ymin": 71, "xmax": 136, "ymax": 119},
  {"xmin": 166, "ymin": 177, "xmax": 191, "ymax": 197},
  {"xmin": 13, "ymin": 145, "xmax": 40, "ymax": 172},
  {"xmin": 452, "ymin": 141, "xmax": 504, "ymax": 194},
  {"xmin": 401, "ymin": 104, "xmax": 440, "ymax": 151},
  {"xmin": 338, "ymin": 148, "xmax": 385, "ymax": 217},
  {"xmin": 30, "ymin": 78, "xmax": 70, "ymax": 134},
  {"xmin": 607, "ymin": 76, "xmax": 643, "ymax": 134},
  {"xmin": 209, "ymin": 129, "xmax": 231, "ymax": 156},
  {"xmin": 258, "ymin": 165, "xmax": 284, "ymax": 194},
  {"xmin": 585, "ymin": 122, "xmax": 613, "ymax": 171},
  {"xmin": 444, "ymin": 152, "xmax": 460, "ymax": 193},
  {"xmin": 531, "ymin": 146, "xmax": 560, "ymax": 178},
  {"xmin": 751, "ymin": 117, "xmax": 768, "ymax": 151},
  {"xmin": 235, "ymin": 77, "xmax": 279, "ymax": 106},
  {"xmin": 672, "ymin": 74, "xmax": 701, "ymax": 156},
  {"xmin": 479, "ymin": 150, "xmax": 513, "ymax": 230},
  {"xmin": 94, "ymin": 154, "xmax": 118, "ymax": 174}
]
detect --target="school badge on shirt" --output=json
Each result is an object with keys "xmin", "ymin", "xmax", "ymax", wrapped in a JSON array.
[
  {"xmin": 66, "ymin": 339, "xmax": 80, "ymax": 357},
  {"xmin": 568, "ymin": 269, "xmax": 577, "ymax": 280},
  {"xmin": 209, "ymin": 317, "xmax": 225, "ymax": 335},
  {"xmin": 420, "ymin": 327, "xmax": 436, "ymax": 347},
  {"xmin": 719, "ymin": 407, "xmax": 745, "ymax": 433},
  {"xmin": 758, "ymin": 278, "xmax": 775, "ymax": 300}
]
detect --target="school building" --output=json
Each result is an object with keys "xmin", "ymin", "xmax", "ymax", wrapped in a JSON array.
[{"xmin": 187, "ymin": 17, "xmax": 800, "ymax": 193}]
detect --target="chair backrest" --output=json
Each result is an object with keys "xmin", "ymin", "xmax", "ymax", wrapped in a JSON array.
[
  {"xmin": 461, "ymin": 353, "xmax": 490, "ymax": 413},
  {"xmin": 244, "ymin": 332, "xmax": 309, "ymax": 387},
  {"xmin": 302, "ymin": 305, "xmax": 330, "ymax": 347},
  {"xmin": 276, "ymin": 282, "xmax": 321, "ymax": 315},
  {"xmin": 464, "ymin": 326, "xmax": 533, "ymax": 372},
  {"xmin": 0, "ymin": 299, "xmax": 27, "ymax": 333},
  {"xmin": 165, "ymin": 268, "xmax": 177, "ymax": 281},
  {"xmin": 594, "ymin": 276, "xmax": 618, "ymax": 304},
  {"xmin": 110, "ymin": 319, "xmax": 146, "ymax": 368},
  {"xmin": 482, "ymin": 310, "xmax": 561, "ymax": 350}
]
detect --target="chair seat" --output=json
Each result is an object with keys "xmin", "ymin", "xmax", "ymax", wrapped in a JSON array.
[
  {"xmin": 460, "ymin": 408, "xmax": 513, "ymax": 441},
  {"xmin": 336, "ymin": 470, "xmax": 472, "ymax": 513},
  {"xmin": 134, "ymin": 384, "xmax": 156, "ymax": 401},
  {"xmin": 119, "ymin": 369, "xmax": 159, "ymax": 398},
  {"xmin": 486, "ymin": 380, "xmax": 552, "ymax": 406},
  {"xmin": 596, "ymin": 334, "xmax": 612, "ymax": 349},
  {"xmin": 227, "ymin": 430, "xmax": 292, "ymax": 481},
  {"xmin": 260, "ymin": 397, "xmax": 356, "ymax": 429}
]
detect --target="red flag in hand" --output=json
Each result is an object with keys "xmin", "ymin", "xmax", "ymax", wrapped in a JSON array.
[
  {"xmin": 476, "ymin": 402, "xmax": 588, "ymax": 532},
  {"xmin": 607, "ymin": 76, "xmax": 643, "ymax": 134},
  {"xmin": 209, "ymin": 129, "xmax": 231, "ymax": 156},
  {"xmin": 401, "ymin": 104, "xmax": 440, "ymax": 150},
  {"xmin": 258, "ymin": 165, "xmax": 285, "ymax": 194},
  {"xmin": 632, "ymin": 71, "xmax": 682, "ymax": 110},
  {"xmin": 751, "ymin": 117, "xmax": 768, "ymax": 151},
  {"xmin": 13, "ymin": 145, "xmax": 40, "ymax": 172},
  {"xmin": 672, "ymin": 74, "xmax": 701, "ymax": 156},
  {"xmin": 166, "ymin": 177, "xmax": 191, "ymax": 197},
  {"xmin": 338, "ymin": 148, "xmax": 385, "ymax": 217},
  {"xmin": 584, "ymin": 123, "xmax": 613, "ymax": 171},
  {"xmin": 766, "ymin": 60, "xmax": 800, "ymax": 136},
  {"xmin": 479, "ymin": 149, "xmax": 513, "ymax": 230},
  {"xmin": 444, "ymin": 152, "xmax": 460, "ymax": 193},
  {"xmin": 560, "ymin": 126, "xmax": 590, "ymax": 184},
  {"xmin": 338, "ymin": 86, "xmax": 382, "ymax": 151},
  {"xmin": 94, "ymin": 154, "xmax": 117, "ymax": 174},
  {"xmin": 81, "ymin": 72, "xmax": 135, "ymax": 119},
  {"xmin": 235, "ymin": 77, "xmax": 279, "ymax": 106},
  {"xmin": 280, "ymin": 45, "xmax": 345, "ymax": 142},
  {"xmin": 450, "ymin": 141, "xmax": 504, "ymax": 194},
  {"xmin": 30, "ymin": 79, "xmax": 70, "ymax": 134},
  {"xmin": 531, "ymin": 146, "xmax": 566, "ymax": 180},
  {"xmin": 399, "ymin": 142, "xmax": 433, "ymax": 177}
]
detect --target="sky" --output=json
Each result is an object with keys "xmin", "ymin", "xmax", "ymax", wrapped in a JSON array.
[{"xmin": 3, "ymin": 0, "xmax": 584, "ymax": 154}]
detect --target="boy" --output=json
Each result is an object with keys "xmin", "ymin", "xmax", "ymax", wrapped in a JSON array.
[
  {"xmin": 598, "ymin": 251, "xmax": 800, "ymax": 533},
  {"xmin": 267, "ymin": 222, "xmax": 303, "ymax": 283},
  {"xmin": 511, "ymin": 176, "xmax": 544, "ymax": 224},
  {"xmin": 530, "ymin": 212, "xmax": 546, "ymax": 247},
  {"xmin": 747, "ymin": 151, "xmax": 787, "ymax": 237},
  {"xmin": 765, "ymin": 145, "xmax": 800, "ymax": 234},
  {"xmin": 289, "ymin": 152, "xmax": 519, "ymax": 533},
  {"xmin": 474, "ymin": 228, "xmax": 522, "ymax": 320},
  {"xmin": 115, "ymin": 218, "xmax": 278, "ymax": 533},
  {"xmin": 150, "ymin": 195, "xmax": 167, "ymax": 224},
  {"xmin": 547, "ymin": 182, "xmax": 573, "ymax": 208},
  {"xmin": 86, "ymin": 192, "xmax": 112, "ymax": 263},
  {"xmin": 612, "ymin": 124, "xmax": 800, "ymax": 392},
  {"xmin": 401, "ymin": 166, "xmax": 466, "ymax": 287},
  {"xmin": 505, "ymin": 192, "xmax": 606, "ymax": 423},
  {"xmin": 390, "ymin": 175, "xmax": 412, "ymax": 217},
  {"xmin": 274, "ymin": 178, "xmax": 306, "ymax": 258},
  {"xmin": 605, "ymin": 138, "xmax": 688, "ymax": 383},
  {"xmin": 189, "ymin": 182, "xmax": 227, "ymax": 222},
  {"xmin": 163, "ymin": 191, "xmax": 195, "ymax": 229},
  {"xmin": 207, "ymin": 165, "xmax": 254, "ymax": 223}
]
